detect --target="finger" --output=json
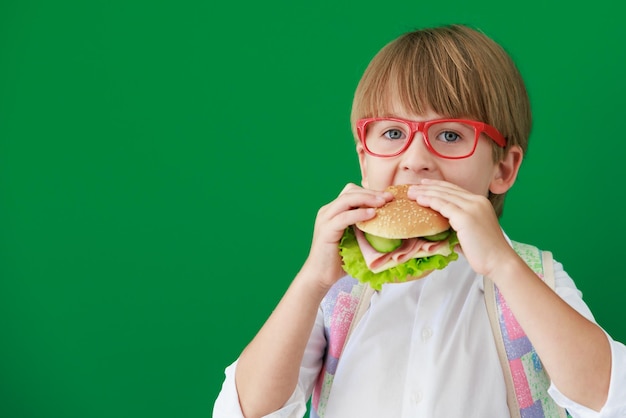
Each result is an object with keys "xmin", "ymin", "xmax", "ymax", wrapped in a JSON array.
[
  {"xmin": 320, "ymin": 196, "xmax": 384, "ymax": 226},
  {"xmin": 409, "ymin": 185, "xmax": 474, "ymax": 210},
  {"xmin": 339, "ymin": 182, "xmax": 363, "ymax": 194},
  {"xmin": 332, "ymin": 207, "xmax": 378, "ymax": 231},
  {"xmin": 416, "ymin": 178, "xmax": 466, "ymax": 191},
  {"xmin": 339, "ymin": 183, "xmax": 393, "ymax": 201},
  {"xmin": 408, "ymin": 180, "xmax": 469, "ymax": 198},
  {"xmin": 325, "ymin": 187, "xmax": 392, "ymax": 218}
]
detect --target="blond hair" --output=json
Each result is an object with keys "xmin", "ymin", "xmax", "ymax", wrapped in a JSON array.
[{"xmin": 351, "ymin": 24, "xmax": 531, "ymax": 217}]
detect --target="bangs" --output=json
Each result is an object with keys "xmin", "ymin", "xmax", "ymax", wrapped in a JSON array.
[{"xmin": 351, "ymin": 30, "xmax": 495, "ymax": 131}]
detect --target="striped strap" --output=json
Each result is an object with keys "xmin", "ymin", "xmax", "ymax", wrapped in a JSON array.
[
  {"xmin": 484, "ymin": 241, "xmax": 568, "ymax": 418},
  {"xmin": 311, "ymin": 277, "xmax": 369, "ymax": 417}
]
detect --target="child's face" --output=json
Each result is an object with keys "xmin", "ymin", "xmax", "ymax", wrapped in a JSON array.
[{"xmin": 356, "ymin": 104, "xmax": 520, "ymax": 197}]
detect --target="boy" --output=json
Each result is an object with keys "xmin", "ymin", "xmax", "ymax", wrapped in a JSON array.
[{"xmin": 214, "ymin": 24, "xmax": 625, "ymax": 417}]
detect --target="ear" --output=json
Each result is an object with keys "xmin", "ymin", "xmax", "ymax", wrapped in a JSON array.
[
  {"xmin": 489, "ymin": 145, "xmax": 523, "ymax": 194},
  {"xmin": 356, "ymin": 143, "xmax": 369, "ymax": 189}
]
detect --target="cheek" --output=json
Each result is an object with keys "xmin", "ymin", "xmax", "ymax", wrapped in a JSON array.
[
  {"xmin": 440, "ymin": 161, "xmax": 496, "ymax": 196},
  {"xmin": 449, "ymin": 171, "xmax": 492, "ymax": 195},
  {"xmin": 361, "ymin": 157, "xmax": 396, "ymax": 191}
]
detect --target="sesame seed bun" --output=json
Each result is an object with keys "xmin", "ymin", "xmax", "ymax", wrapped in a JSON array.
[{"xmin": 355, "ymin": 184, "xmax": 450, "ymax": 239}]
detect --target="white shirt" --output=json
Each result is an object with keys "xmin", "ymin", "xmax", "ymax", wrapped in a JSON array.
[{"xmin": 214, "ymin": 253, "xmax": 626, "ymax": 417}]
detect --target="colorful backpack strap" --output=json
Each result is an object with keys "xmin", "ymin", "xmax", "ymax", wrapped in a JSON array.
[
  {"xmin": 484, "ymin": 241, "xmax": 569, "ymax": 418},
  {"xmin": 311, "ymin": 276, "xmax": 370, "ymax": 417}
]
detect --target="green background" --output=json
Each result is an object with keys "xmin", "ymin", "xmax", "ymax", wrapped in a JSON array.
[{"xmin": 1, "ymin": 1, "xmax": 624, "ymax": 417}]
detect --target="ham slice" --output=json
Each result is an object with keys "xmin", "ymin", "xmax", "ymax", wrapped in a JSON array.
[{"xmin": 353, "ymin": 226, "xmax": 452, "ymax": 273}]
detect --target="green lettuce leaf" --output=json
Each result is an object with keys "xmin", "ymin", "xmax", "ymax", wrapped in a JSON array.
[{"xmin": 339, "ymin": 227, "xmax": 459, "ymax": 291}]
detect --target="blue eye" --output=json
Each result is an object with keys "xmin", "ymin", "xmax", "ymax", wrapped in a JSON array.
[
  {"xmin": 439, "ymin": 131, "xmax": 461, "ymax": 143},
  {"xmin": 384, "ymin": 129, "xmax": 405, "ymax": 140}
]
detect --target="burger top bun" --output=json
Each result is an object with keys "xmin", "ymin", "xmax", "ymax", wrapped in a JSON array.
[{"xmin": 355, "ymin": 184, "xmax": 450, "ymax": 239}]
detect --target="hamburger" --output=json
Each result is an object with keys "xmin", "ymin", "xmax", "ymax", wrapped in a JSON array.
[{"xmin": 339, "ymin": 184, "xmax": 459, "ymax": 290}]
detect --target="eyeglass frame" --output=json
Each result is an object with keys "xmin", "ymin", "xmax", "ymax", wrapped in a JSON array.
[{"xmin": 356, "ymin": 117, "xmax": 507, "ymax": 159}]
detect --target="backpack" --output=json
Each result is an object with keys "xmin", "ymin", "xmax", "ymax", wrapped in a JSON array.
[{"xmin": 311, "ymin": 241, "xmax": 569, "ymax": 418}]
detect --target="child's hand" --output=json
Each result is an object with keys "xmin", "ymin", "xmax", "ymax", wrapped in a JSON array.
[
  {"xmin": 407, "ymin": 179, "xmax": 516, "ymax": 278},
  {"xmin": 302, "ymin": 183, "xmax": 393, "ymax": 289}
]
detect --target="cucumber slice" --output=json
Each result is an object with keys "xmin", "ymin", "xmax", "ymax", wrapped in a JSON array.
[
  {"xmin": 423, "ymin": 230, "xmax": 450, "ymax": 242},
  {"xmin": 364, "ymin": 232, "xmax": 402, "ymax": 253}
]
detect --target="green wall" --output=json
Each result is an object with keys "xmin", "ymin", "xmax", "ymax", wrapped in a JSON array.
[{"xmin": 1, "ymin": 1, "xmax": 624, "ymax": 416}]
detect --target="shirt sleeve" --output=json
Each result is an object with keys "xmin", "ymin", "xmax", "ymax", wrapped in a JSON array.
[
  {"xmin": 547, "ymin": 259, "xmax": 626, "ymax": 417},
  {"xmin": 212, "ymin": 308, "xmax": 327, "ymax": 418}
]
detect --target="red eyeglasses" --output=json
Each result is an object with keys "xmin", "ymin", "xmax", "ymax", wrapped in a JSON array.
[{"xmin": 356, "ymin": 117, "xmax": 507, "ymax": 159}]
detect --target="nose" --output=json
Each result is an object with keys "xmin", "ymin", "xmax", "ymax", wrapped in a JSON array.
[{"xmin": 399, "ymin": 132, "xmax": 437, "ymax": 172}]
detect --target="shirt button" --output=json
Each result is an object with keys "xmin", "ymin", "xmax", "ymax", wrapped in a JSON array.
[
  {"xmin": 421, "ymin": 327, "xmax": 433, "ymax": 341},
  {"xmin": 411, "ymin": 391, "xmax": 423, "ymax": 404}
]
